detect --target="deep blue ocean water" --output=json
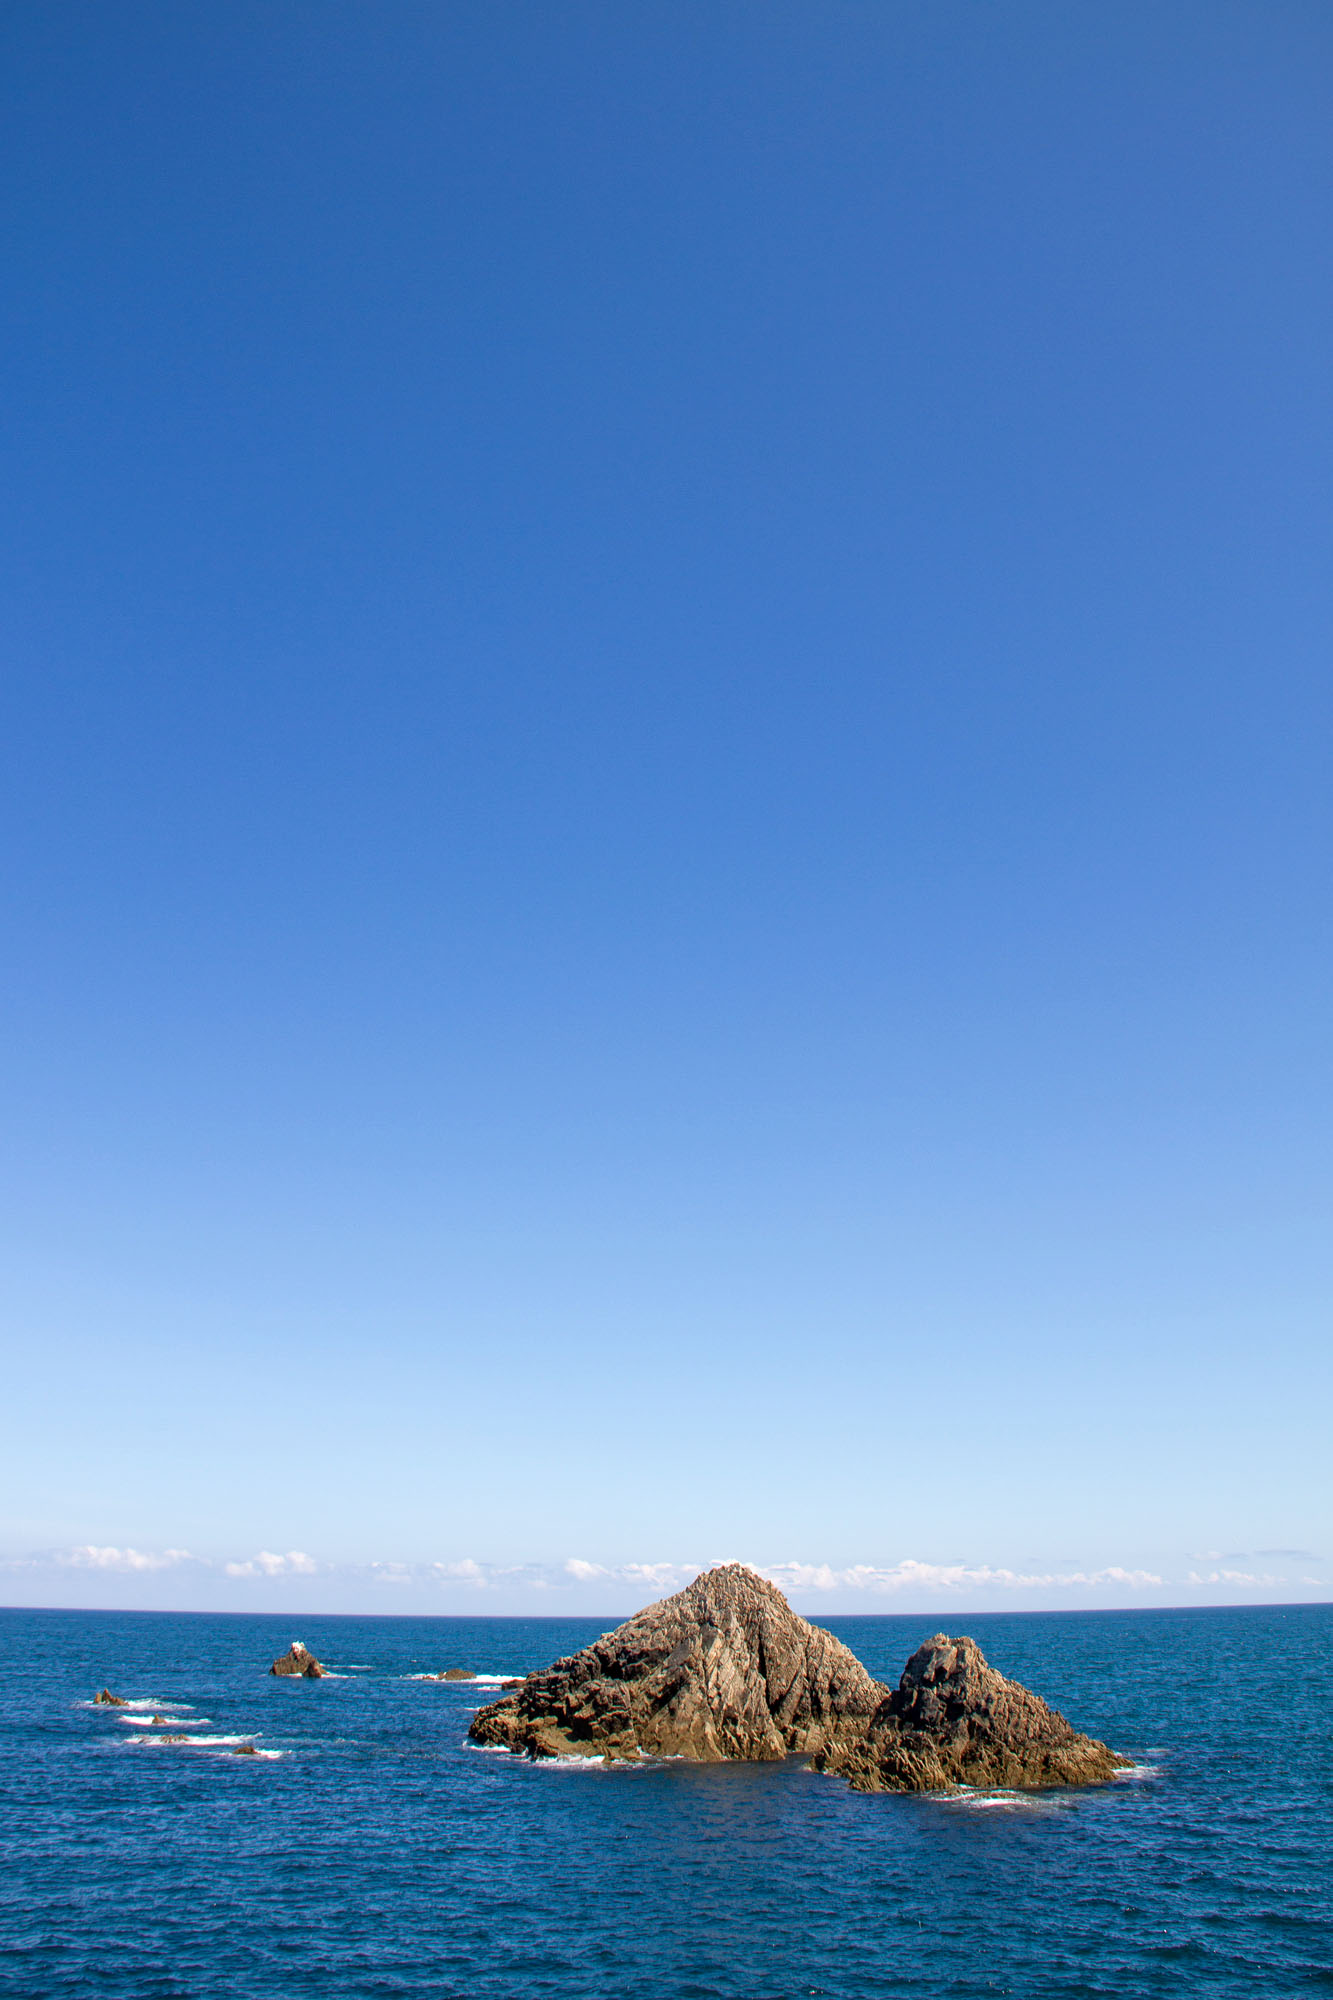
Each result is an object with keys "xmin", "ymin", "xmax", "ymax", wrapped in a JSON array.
[{"xmin": 1, "ymin": 1603, "xmax": 1330, "ymax": 1998}]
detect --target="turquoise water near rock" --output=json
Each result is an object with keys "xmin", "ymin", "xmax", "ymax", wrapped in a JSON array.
[{"xmin": 1, "ymin": 1602, "xmax": 1329, "ymax": 1997}]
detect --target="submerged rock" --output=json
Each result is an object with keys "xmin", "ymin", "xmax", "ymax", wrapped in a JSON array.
[
  {"xmin": 270, "ymin": 1641, "xmax": 326, "ymax": 1678},
  {"xmin": 815, "ymin": 1633, "xmax": 1126, "ymax": 1793},
  {"xmin": 233, "ymin": 1742, "xmax": 259, "ymax": 1755},
  {"xmin": 469, "ymin": 1563, "xmax": 886, "ymax": 1763},
  {"xmin": 93, "ymin": 1688, "xmax": 128, "ymax": 1706}
]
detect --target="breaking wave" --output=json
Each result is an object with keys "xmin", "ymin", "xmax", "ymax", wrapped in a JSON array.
[
  {"xmin": 937, "ymin": 1788, "xmax": 1054, "ymax": 1811},
  {"xmin": 116, "ymin": 1712, "xmax": 209, "ymax": 1727},
  {"xmin": 403, "ymin": 1672, "xmax": 519, "ymax": 1685}
]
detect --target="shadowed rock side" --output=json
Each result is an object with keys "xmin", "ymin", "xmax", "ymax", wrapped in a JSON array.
[
  {"xmin": 270, "ymin": 1641, "xmax": 326, "ymax": 1678},
  {"xmin": 469, "ymin": 1564, "xmax": 886, "ymax": 1762},
  {"xmin": 815, "ymin": 1633, "xmax": 1126, "ymax": 1793}
]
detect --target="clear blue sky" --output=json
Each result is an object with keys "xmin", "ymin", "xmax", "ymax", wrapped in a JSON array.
[{"xmin": 2, "ymin": 2, "xmax": 1329, "ymax": 1615}]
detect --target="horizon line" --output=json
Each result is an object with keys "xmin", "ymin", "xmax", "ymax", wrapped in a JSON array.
[{"xmin": 3, "ymin": 1597, "xmax": 1328, "ymax": 1620}]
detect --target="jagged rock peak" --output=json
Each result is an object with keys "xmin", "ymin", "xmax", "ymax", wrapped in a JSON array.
[
  {"xmin": 469, "ymin": 1561, "xmax": 886, "ymax": 1763},
  {"xmin": 270, "ymin": 1640, "xmax": 326, "ymax": 1678},
  {"xmin": 815, "ymin": 1632, "xmax": 1126, "ymax": 1793}
]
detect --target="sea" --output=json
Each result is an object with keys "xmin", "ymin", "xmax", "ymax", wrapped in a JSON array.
[{"xmin": 1, "ymin": 1602, "xmax": 1329, "ymax": 1998}]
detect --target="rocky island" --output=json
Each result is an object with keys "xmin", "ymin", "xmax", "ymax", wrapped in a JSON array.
[
  {"xmin": 270, "ymin": 1640, "xmax": 326, "ymax": 1678},
  {"xmin": 470, "ymin": 1563, "xmax": 1124, "ymax": 1793}
]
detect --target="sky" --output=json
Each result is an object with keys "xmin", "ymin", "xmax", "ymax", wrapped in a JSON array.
[{"xmin": 1, "ymin": 1, "xmax": 1329, "ymax": 1617}]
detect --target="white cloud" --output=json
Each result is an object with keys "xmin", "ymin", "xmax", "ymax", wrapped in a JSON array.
[
  {"xmin": 17, "ymin": 1546, "xmax": 1318, "ymax": 1604},
  {"xmin": 368, "ymin": 1561, "xmax": 414, "ymax": 1586},
  {"xmin": 623, "ymin": 1561, "xmax": 697, "ymax": 1591},
  {"xmin": 223, "ymin": 1549, "xmax": 318, "ymax": 1579},
  {"xmin": 758, "ymin": 1559, "xmax": 1163, "ymax": 1594},
  {"xmin": 60, "ymin": 1545, "xmax": 193, "ymax": 1572},
  {"xmin": 432, "ymin": 1558, "xmax": 488, "ymax": 1584},
  {"xmin": 444, "ymin": 1554, "xmax": 1166, "ymax": 1598},
  {"xmin": 564, "ymin": 1558, "xmax": 700, "ymax": 1591},
  {"xmin": 1186, "ymin": 1568, "xmax": 1282, "ymax": 1588}
]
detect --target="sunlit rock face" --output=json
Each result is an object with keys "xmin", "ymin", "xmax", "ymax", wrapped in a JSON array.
[
  {"xmin": 814, "ymin": 1633, "xmax": 1126, "ymax": 1792},
  {"xmin": 469, "ymin": 1563, "xmax": 886, "ymax": 1763}
]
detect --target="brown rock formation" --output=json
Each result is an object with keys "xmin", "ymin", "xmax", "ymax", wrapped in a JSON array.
[
  {"xmin": 436, "ymin": 1668, "xmax": 476, "ymax": 1681},
  {"xmin": 270, "ymin": 1641, "xmax": 326, "ymax": 1678},
  {"xmin": 815, "ymin": 1633, "xmax": 1126, "ymax": 1793},
  {"xmin": 93, "ymin": 1688, "xmax": 128, "ymax": 1706},
  {"xmin": 469, "ymin": 1563, "xmax": 885, "ymax": 1763}
]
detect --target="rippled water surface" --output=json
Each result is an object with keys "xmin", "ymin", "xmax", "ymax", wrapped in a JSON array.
[{"xmin": 1, "ymin": 1603, "xmax": 1330, "ymax": 1997}]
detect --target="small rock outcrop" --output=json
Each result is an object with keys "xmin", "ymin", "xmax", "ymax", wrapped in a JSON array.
[
  {"xmin": 815, "ymin": 1633, "xmax": 1126, "ymax": 1793},
  {"xmin": 439, "ymin": 1667, "xmax": 475, "ymax": 1681},
  {"xmin": 469, "ymin": 1563, "xmax": 885, "ymax": 1763},
  {"xmin": 94, "ymin": 1688, "xmax": 128, "ymax": 1706},
  {"xmin": 270, "ymin": 1641, "xmax": 326, "ymax": 1678},
  {"xmin": 233, "ymin": 1742, "xmax": 259, "ymax": 1755}
]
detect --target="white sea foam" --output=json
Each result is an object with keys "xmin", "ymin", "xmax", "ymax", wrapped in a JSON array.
[
  {"xmin": 125, "ymin": 1733, "xmax": 254, "ymax": 1748},
  {"xmin": 531, "ymin": 1753, "xmax": 623, "ymax": 1771},
  {"xmin": 116, "ymin": 1712, "xmax": 209, "ymax": 1727},
  {"xmin": 938, "ymin": 1788, "xmax": 1051, "ymax": 1811},
  {"xmin": 86, "ymin": 1698, "xmax": 195, "ymax": 1713},
  {"xmin": 462, "ymin": 1740, "xmax": 651, "ymax": 1771},
  {"xmin": 527, "ymin": 1749, "xmax": 654, "ymax": 1772},
  {"xmin": 403, "ymin": 1671, "xmax": 519, "ymax": 1684},
  {"xmin": 1111, "ymin": 1762, "xmax": 1161, "ymax": 1781}
]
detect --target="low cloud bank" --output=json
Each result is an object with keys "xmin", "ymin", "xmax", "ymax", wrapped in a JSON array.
[
  {"xmin": 224, "ymin": 1550, "xmax": 319, "ymax": 1579},
  {"xmin": 2, "ymin": 1546, "xmax": 1326, "ymax": 1611},
  {"xmin": 761, "ymin": 1559, "xmax": 1165, "ymax": 1593},
  {"xmin": 48, "ymin": 1545, "xmax": 196, "ymax": 1573}
]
